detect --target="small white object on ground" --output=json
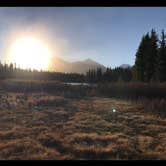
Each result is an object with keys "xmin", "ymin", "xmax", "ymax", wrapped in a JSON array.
[{"xmin": 112, "ymin": 108, "xmax": 116, "ymax": 113}]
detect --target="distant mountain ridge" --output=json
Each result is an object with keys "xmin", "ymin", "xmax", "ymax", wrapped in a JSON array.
[
  {"xmin": 49, "ymin": 57, "xmax": 106, "ymax": 74},
  {"xmin": 48, "ymin": 57, "xmax": 132, "ymax": 74},
  {"xmin": 119, "ymin": 64, "xmax": 131, "ymax": 69}
]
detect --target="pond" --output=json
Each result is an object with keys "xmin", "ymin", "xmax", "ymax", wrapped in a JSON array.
[{"xmin": 64, "ymin": 82, "xmax": 97, "ymax": 87}]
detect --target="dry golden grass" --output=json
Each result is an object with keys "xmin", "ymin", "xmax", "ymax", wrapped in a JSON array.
[{"xmin": 0, "ymin": 92, "xmax": 166, "ymax": 159}]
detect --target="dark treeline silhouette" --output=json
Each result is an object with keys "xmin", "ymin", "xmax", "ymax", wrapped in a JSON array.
[
  {"xmin": 86, "ymin": 67, "xmax": 133, "ymax": 83},
  {"xmin": 134, "ymin": 29, "xmax": 166, "ymax": 82},
  {"xmin": 87, "ymin": 29, "xmax": 166, "ymax": 83},
  {"xmin": 0, "ymin": 62, "xmax": 86, "ymax": 82},
  {"xmin": 0, "ymin": 61, "xmax": 133, "ymax": 83}
]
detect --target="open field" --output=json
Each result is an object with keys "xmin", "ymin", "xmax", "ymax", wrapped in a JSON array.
[{"xmin": 0, "ymin": 89, "xmax": 166, "ymax": 159}]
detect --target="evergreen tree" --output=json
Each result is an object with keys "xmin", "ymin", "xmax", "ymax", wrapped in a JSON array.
[
  {"xmin": 145, "ymin": 29, "xmax": 158, "ymax": 81},
  {"xmin": 157, "ymin": 30, "xmax": 166, "ymax": 81},
  {"xmin": 135, "ymin": 29, "xmax": 158, "ymax": 82},
  {"xmin": 135, "ymin": 34, "xmax": 148, "ymax": 81},
  {"xmin": 96, "ymin": 67, "xmax": 102, "ymax": 82}
]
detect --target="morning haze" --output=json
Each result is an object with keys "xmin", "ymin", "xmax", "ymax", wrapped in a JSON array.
[{"xmin": 0, "ymin": 7, "xmax": 166, "ymax": 68}]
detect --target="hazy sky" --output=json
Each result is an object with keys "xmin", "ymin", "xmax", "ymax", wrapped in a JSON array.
[{"xmin": 0, "ymin": 7, "xmax": 166, "ymax": 68}]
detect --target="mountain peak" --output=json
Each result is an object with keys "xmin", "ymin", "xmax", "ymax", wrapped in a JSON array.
[
  {"xmin": 119, "ymin": 64, "xmax": 131, "ymax": 69},
  {"xmin": 84, "ymin": 58, "xmax": 94, "ymax": 63},
  {"xmin": 49, "ymin": 57, "xmax": 106, "ymax": 74}
]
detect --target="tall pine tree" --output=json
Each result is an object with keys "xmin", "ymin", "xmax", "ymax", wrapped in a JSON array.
[
  {"xmin": 158, "ymin": 30, "xmax": 166, "ymax": 81},
  {"xmin": 145, "ymin": 29, "xmax": 158, "ymax": 81},
  {"xmin": 135, "ymin": 29, "xmax": 158, "ymax": 82},
  {"xmin": 135, "ymin": 34, "xmax": 148, "ymax": 81}
]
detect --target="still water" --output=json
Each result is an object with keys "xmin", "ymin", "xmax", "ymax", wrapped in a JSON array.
[{"xmin": 64, "ymin": 82, "xmax": 97, "ymax": 87}]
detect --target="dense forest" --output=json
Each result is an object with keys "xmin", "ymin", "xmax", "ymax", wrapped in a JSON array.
[
  {"xmin": 134, "ymin": 29, "xmax": 166, "ymax": 82},
  {"xmin": 0, "ymin": 62, "xmax": 86, "ymax": 82},
  {"xmin": 0, "ymin": 28, "xmax": 165, "ymax": 83},
  {"xmin": 0, "ymin": 61, "xmax": 132, "ymax": 83}
]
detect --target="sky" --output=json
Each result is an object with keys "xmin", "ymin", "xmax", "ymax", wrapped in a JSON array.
[{"xmin": 0, "ymin": 7, "xmax": 166, "ymax": 68}]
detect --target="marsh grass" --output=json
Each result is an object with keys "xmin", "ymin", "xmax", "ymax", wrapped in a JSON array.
[
  {"xmin": 97, "ymin": 82, "xmax": 166, "ymax": 99},
  {"xmin": 0, "ymin": 80, "xmax": 166, "ymax": 159}
]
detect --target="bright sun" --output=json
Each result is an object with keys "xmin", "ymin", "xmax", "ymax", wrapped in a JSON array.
[{"xmin": 8, "ymin": 37, "xmax": 51, "ymax": 70}]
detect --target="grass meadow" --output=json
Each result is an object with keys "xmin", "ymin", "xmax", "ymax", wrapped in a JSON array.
[{"xmin": 0, "ymin": 80, "xmax": 166, "ymax": 159}]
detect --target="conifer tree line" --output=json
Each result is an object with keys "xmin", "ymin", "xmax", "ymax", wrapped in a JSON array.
[
  {"xmin": 0, "ymin": 62, "xmax": 86, "ymax": 82},
  {"xmin": 0, "ymin": 61, "xmax": 133, "ymax": 83},
  {"xmin": 85, "ymin": 29, "xmax": 166, "ymax": 83},
  {"xmin": 134, "ymin": 29, "xmax": 166, "ymax": 82},
  {"xmin": 86, "ymin": 67, "xmax": 132, "ymax": 83}
]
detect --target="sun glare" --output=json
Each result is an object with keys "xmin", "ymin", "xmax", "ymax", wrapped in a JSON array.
[{"xmin": 8, "ymin": 37, "xmax": 51, "ymax": 70}]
